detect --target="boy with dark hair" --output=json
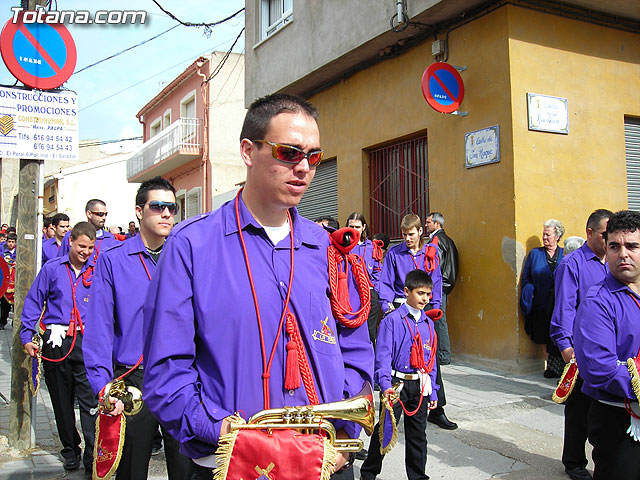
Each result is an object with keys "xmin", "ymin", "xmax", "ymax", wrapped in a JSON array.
[
  {"xmin": 43, "ymin": 213, "xmax": 70, "ymax": 264},
  {"xmin": 361, "ymin": 269, "xmax": 439, "ymax": 480},
  {"xmin": 21, "ymin": 222, "xmax": 98, "ymax": 477},
  {"xmin": 84, "ymin": 175, "xmax": 188, "ymax": 479}
]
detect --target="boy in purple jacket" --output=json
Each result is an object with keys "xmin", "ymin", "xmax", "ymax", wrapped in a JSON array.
[{"xmin": 361, "ymin": 269, "xmax": 439, "ymax": 480}]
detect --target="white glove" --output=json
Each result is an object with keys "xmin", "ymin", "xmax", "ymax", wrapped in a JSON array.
[
  {"xmin": 627, "ymin": 403, "xmax": 640, "ymax": 443},
  {"xmin": 419, "ymin": 371, "xmax": 432, "ymax": 397},
  {"xmin": 46, "ymin": 324, "xmax": 67, "ymax": 348}
]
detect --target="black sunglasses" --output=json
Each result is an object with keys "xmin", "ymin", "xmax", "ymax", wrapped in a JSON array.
[
  {"xmin": 90, "ymin": 211, "xmax": 108, "ymax": 217},
  {"xmin": 139, "ymin": 201, "xmax": 178, "ymax": 215}
]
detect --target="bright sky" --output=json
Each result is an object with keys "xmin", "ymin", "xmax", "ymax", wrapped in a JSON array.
[{"xmin": 0, "ymin": 0, "xmax": 246, "ymax": 142}]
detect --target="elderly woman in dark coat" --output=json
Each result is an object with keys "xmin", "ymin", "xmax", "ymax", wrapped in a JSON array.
[{"xmin": 521, "ymin": 219, "xmax": 565, "ymax": 378}]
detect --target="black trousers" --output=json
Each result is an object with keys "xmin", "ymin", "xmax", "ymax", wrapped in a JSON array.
[
  {"xmin": 113, "ymin": 366, "xmax": 191, "ymax": 480},
  {"xmin": 367, "ymin": 290, "xmax": 380, "ymax": 345},
  {"xmin": 41, "ymin": 330, "xmax": 96, "ymax": 470},
  {"xmin": 433, "ymin": 293, "xmax": 451, "ymax": 365},
  {"xmin": 187, "ymin": 460, "xmax": 354, "ymax": 479},
  {"xmin": 361, "ymin": 379, "xmax": 429, "ymax": 480},
  {"xmin": 0, "ymin": 297, "xmax": 11, "ymax": 326},
  {"xmin": 588, "ymin": 400, "xmax": 640, "ymax": 480},
  {"xmin": 562, "ymin": 376, "xmax": 591, "ymax": 470}
]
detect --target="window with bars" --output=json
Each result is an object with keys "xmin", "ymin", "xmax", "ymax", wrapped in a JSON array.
[{"xmin": 369, "ymin": 135, "xmax": 429, "ymax": 240}]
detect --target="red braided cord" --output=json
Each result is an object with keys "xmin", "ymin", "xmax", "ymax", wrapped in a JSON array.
[
  {"xmin": 285, "ymin": 312, "xmax": 319, "ymax": 405},
  {"xmin": 327, "ymin": 246, "xmax": 371, "ymax": 328},
  {"xmin": 371, "ymin": 239, "xmax": 384, "ymax": 262},
  {"xmin": 397, "ymin": 316, "xmax": 437, "ymax": 417}
]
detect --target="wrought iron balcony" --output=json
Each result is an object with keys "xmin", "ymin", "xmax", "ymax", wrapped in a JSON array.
[{"xmin": 127, "ymin": 117, "xmax": 202, "ymax": 182}]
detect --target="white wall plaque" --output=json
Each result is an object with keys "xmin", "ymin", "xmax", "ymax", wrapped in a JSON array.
[
  {"xmin": 527, "ymin": 93, "xmax": 569, "ymax": 134},
  {"xmin": 465, "ymin": 125, "xmax": 500, "ymax": 169}
]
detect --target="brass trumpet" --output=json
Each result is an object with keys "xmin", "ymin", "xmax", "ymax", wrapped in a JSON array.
[
  {"xmin": 231, "ymin": 382, "xmax": 375, "ymax": 452},
  {"xmin": 101, "ymin": 379, "xmax": 143, "ymax": 416}
]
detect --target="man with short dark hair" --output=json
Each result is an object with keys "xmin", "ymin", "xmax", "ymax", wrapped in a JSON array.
[
  {"xmin": 424, "ymin": 212, "xmax": 458, "ymax": 366},
  {"xmin": 58, "ymin": 199, "xmax": 119, "ymax": 262},
  {"xmin": 551, "ymin": 208, "xmax": 613, "ymax": 480},
  {"xmin": 43, "ymin": 217, "xmax": 55, "ymax": 240},
  {"xmin": 21, "ymin": 222, "xmax": 98, "ymax": 477},
  {"xmin": 84, "ymin": 176, "xmax": 189, "ymax": 479},
  {"xmin": 574, "ymin": 210, "xmax": 640, "ymax": 478},
  {"xmin": 126, "ymin": 221, "xmax": 137, "ymax": 238},
  {"xmin": 142, "ymin": 94, "xmax": 373, "ymax": 479},
  {"xmin": 42, "ymin": 213, "xmax": 70, "ymax": 264}
]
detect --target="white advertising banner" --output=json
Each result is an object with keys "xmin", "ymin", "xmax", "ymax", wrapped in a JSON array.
[{"xmin": 0, "ymin": 86, "xmax": 78, "ymax": 160}]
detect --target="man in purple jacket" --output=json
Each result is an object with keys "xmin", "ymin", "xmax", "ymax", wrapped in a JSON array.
[
  {"xmin": 142, "ymin": 94, "xmax": 373, "ymax": 479},
  {"xmin": 550, "ymin": 208, "xmax": 612, "ymax": 480},
  {"xmin": 574, "ymin": 210, "xmax": 640, "ymax": 479},
  {"xmin": 83, "ymin": 177, "xmax": 190, "ymax": 479}
]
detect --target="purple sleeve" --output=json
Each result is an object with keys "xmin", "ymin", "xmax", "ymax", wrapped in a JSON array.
[
  {"xmin": 142, "ymin": 234, "xmax": 231, "ymax": 458},
  {"xmin": 373, "ymin": 316, "xmax": 394, "ymax": 392},
  {"xmin": 83, "ymin": 254, "xmax": 116, "ymax": 396},
  {"xmin": 20, "ymin": 265, "xmax": 50, "ymax": 345},
  {"xmin": 429, "ymin": 354, "xmax": 439, "ymax": 402},
  {"xmin": 574, "ymin": 294, "xmax": 635, "ymax": 400},
  {"xmin": 378, "ymin": 251, "xmax": 397, "ymax": 312},
  {"xmin": 550, "ymin": 259, "xmax": 578, "ymax": 352}
]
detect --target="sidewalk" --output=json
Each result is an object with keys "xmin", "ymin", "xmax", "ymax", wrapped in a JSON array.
[{"xmin": 0, "ymin": 316, "xmax": 591, "ymax": 479}]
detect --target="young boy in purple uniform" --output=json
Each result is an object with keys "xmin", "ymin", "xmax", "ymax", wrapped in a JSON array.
[
  {"xmin": 0, "ymin": 232, "xmax": 16, "ymax": 330},
  {"xmin": 83, "ymin": 176, "xmax": 190, "ymax": 479},
  {"xmin": 361, "ymin": 269, "xmax": 439, "ymax": 480},
  {"xmin": 574, "ymin": 210, "xmax": 640, "ymax": 479},
  {"xmin": 42, "ymin": 213, "xmax": 70, "ymax": 265},
  {"xmin": 142, "ymin": 94, "xmax": 373, "ymax": 479},
  {"xmin": 21, "ymin": 222, "xmax": 98, "ymax": 477},
  {"xmin": 378, "ymin": 213, "xmax": 457, "ymax": 430}
]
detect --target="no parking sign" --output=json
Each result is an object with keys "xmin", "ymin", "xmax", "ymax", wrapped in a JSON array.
[
  {"xmin": 0, "ymin": 11, "xmax": 76, "ymax": 90},
  {"xmin": 421, "ymin": 62, "xmax": 465, "ymax": 114}
]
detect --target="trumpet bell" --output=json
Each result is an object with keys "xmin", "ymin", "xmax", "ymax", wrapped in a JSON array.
[{"xmin": 102, "ymin": 380, "xmax": 144, "ymax": 416}]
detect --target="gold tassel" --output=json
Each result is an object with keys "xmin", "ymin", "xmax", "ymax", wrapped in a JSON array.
[
  {"xmin": 627, "ymin": 357, "xmax": 640, "ymax": 401},
  {"xmin": 212, "ymin": 416, "xmax": 244, "ymax": 480},
  {"xmin": 552, "ymin": 361, "xmax": 578, "ymax": 404},
  {"xmin": 29, "ymin": 354, "xmax": 42, "ymax": 397},
  {"xmin": 378, "ymin": 396, "xmax": 398, "ymax": 455},
  {"xmin": 320, "ymin": 438, "xmax": 338, "ymax": 480}
]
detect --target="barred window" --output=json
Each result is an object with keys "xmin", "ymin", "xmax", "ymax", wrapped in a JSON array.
[{"xmin": 369, "ymin": 135, "xmax": 429, "ymax": 240}]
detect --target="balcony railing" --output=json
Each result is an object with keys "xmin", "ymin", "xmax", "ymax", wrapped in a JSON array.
[{"xmin": 127, "ymin": 117, "xmax": 202, "ymax": 180}]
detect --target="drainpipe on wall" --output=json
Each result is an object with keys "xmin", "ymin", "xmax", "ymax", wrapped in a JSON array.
[{"xmin": 196, "ymin": 60, "xmax": 210, "ymax": 212}]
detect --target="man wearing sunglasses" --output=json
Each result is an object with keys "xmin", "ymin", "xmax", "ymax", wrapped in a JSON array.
[
  {"xmin": 58, "ymin": 199, "xmax": 120, "ymax": 263},
  {"xmin": 142, "ymin": 94, "xmax": 373, "ymax": 480},
  {"xmin": 84, "ymin": 176, "xmax": 189, "ymax": 479}
]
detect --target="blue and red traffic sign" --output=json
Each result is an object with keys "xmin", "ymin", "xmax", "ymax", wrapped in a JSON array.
[
  {"xmin": 421, "ymin": 62, "xmax": 465, "ymax": 114},
  {"xmin": 1, "ymin": 11, "xmax": 76, "ymax": 90}
]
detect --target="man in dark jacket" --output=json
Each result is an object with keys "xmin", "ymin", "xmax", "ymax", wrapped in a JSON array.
[{"xmin": 425, "ymin": 212, "xmax": 459, "ymax": 365}]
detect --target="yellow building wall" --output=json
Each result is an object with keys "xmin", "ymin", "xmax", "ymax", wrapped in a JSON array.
[
  {"xmin": 508, "ymin": 8, "xmax": 640, "ymax": 364},
  {"xmin": 309, "ymin": 4, "xmax": 640, "ymax": 370}
]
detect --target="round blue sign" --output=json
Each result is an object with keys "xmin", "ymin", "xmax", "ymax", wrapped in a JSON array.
[{"xmin": 421, "ymin": 62, "xmax": 465, "ymax": 114}]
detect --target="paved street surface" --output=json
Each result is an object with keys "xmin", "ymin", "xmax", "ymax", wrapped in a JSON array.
[{"xmin": 0, "ymin": 317, "xmax": 593, "ymax": 479}]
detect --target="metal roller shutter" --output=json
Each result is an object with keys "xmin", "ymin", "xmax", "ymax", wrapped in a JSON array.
[
  {"xmin": 297, "ymin": 158, "xmax": 338, "ymax": 222},
  {"xmin": 626, "ymin": 117, "xmax": 640, "ymax": 211}
]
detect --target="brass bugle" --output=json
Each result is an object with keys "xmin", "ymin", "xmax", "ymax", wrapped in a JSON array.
[
  {"xmin": 231, "ymin": 382, "xmax": 375, "ymax": 452},
  {"xmin": 102, "ymin": 379, "xmax": 143, "ymax": 416}
]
